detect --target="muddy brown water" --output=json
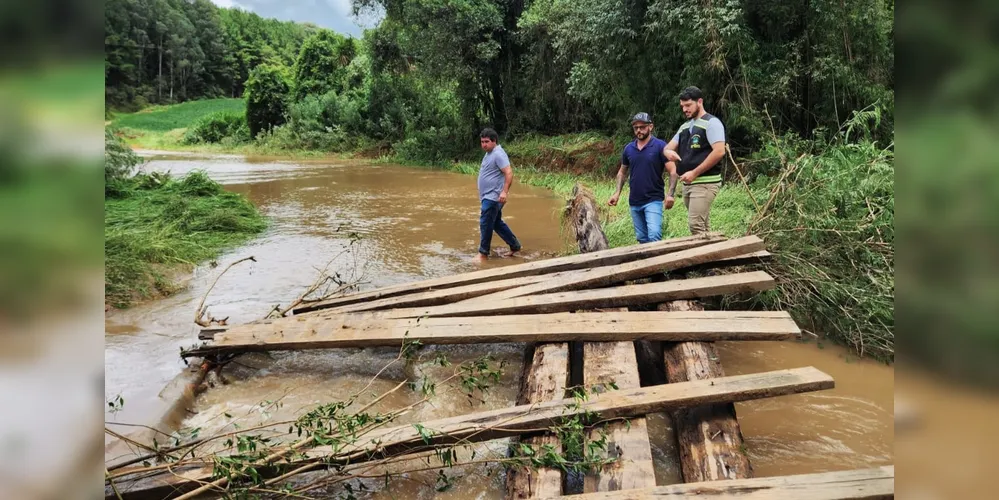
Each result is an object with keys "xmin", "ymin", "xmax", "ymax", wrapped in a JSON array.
[{"xmin": 105, "ymin": 152, "xmax": 893, "ymax": 496}]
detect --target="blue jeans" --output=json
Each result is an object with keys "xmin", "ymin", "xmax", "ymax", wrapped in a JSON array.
[
  {"xmin": 629, "ymin": 201, "xmax": 663, "ymax": 243},
  {"xmin": 479, "ymin": 199, "xmax": 521, "ymax": 255}
]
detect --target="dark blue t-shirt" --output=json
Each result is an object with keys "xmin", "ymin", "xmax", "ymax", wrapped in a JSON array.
[{"xmin": 621, "ymin": 136, "xmax": 667, "ymax": 206}]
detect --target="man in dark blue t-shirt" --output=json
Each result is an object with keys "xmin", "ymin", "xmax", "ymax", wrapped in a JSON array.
[{"xmin": 608, "ymin": 112, "xmax": 681, "ymax": 243}]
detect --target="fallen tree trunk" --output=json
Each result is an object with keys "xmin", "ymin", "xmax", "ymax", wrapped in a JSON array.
[
  {"xmin": 661, "ymin": 299, "xmax": 753, "ymax": 482},
  {"xmin": 570, "ymin": 184, "xmax": 656, "ymax": 493},
  {"xmin": 507, "ymin": 342, "xmax": 570, "ymax": 498}
]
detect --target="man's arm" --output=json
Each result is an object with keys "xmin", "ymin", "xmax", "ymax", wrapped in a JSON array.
[
  {"xmin": 680, "ymin": 142, "xmax": 725, "ymax": 183},
  {"xmin": 666, "ymin": 161, "xmax": 679, "ymax": 199},
  {"xmin": 664, "ymin": 138, "xmax": 681, "ymax": 162},
  {"xmin": 498, "ymin": 165, "xmax": 513, "ymax": 203},
  {"xmin": 608, "ymin": 164, "xmax": 628, "ymax": 206}
]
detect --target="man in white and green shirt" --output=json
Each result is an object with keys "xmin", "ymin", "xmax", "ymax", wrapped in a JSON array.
[{"xmin": 665, "ymin": 86, "xmax": 727, "ymax": 235}]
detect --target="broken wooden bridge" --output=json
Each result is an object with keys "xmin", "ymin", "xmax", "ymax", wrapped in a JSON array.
[{"xmin": 107, "ymin": 189, "xmax": 894, "ymax": 499}]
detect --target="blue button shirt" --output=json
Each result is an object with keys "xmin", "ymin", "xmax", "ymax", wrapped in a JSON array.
[
  {"xmin": 621, "ymin": 136, "xmax": 667, "ymax": 206},
  {"xmin": 478, "ymin": 144, "xmax": 510, "ymax": 201}
]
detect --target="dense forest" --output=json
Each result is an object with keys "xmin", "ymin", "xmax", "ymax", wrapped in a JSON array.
[
  {"xmin": 105, "ymin": 0, "xmax": 323, "ymax": 107},
  {"xmin": 107, "ymin": 0, "xmax": 894, "ymax": 152}
]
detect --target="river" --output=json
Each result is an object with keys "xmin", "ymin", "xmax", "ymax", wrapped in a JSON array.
[{"xmin": 105, "ymin": 152, "xmax": 893, "ymax": 497}]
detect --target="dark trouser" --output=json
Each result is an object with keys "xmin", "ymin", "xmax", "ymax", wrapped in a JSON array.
[{"xmin": 479, "ymin": 199, "xmax": 521, "ymax": 256}]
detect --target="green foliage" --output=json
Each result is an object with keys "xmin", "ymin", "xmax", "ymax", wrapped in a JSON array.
[
  {"xmin": 245, "ymin": 64, "xmax": 292, "ymax": 138},
  {"xmin": 105, "ymin": 129, "xmax": 141, "ymax": 186},
  {"xmin": 104, "ymin": 171, "xmax": 266, "ymax": 308},
  {"xmin": 395, "ymin": 126, "xmax": 469, "ymax": 163},
  {"xmin": 293, "ymin": 31, "xmax": 357, "ymax": 99},
  {"xmin": 182, "ymin": 111, "xmax": 249, "ymax": 144},
  {"xmin": 106, "ymin": 0, "xmax": 321, "ymax": 108},
  {"xmin": 279, "ymin": 90, "xmax": 367, "ymax": 150},
  {"xmin": 111, "ymin": 98, "xmax": 246, "ymax": 132},
  {"xmin": 747, "ymin": 125, "xmax": 894, "ymax": 360}
]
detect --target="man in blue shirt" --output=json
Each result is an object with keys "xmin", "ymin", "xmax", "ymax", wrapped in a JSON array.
[
  {"xmin": 608, "ymin": 112, "xmax": 681, "ymax": 243},
  {"xmin": 476, "ymin": 128, "xmax": 522, "ymax": 262}
]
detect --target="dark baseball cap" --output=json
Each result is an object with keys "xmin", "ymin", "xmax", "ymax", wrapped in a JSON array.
[{"xmin": 630, "ymin": 112, "xmax": 652, "ymax": 124}]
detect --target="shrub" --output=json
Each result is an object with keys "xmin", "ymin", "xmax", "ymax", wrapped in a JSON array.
[
  {"xmin": 182, "ymin": 111, "xmax": 250, "ymax": 144},
  {"xmin": 105, "ymin": 129, "xmax": 140, "ymax": 196},
  {"xmin": 394, "ymin": 126, "xmax": 470, "ymax": 164},
  {"xmin": 245, "ymin": 65, "xmax": 292, "ymax": 138},
  {"xmin": 748, "ymin": 137, "xmax": 894, "ymax": 360}
]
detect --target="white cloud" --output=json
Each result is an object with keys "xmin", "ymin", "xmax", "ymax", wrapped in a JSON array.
[
  {"xmin": 209, "ymin": 0, "xmax": 382, "ymax": 37},
  {"xmin": 325, "ymin": 0, "xmax": 352, "ymax": 15}
]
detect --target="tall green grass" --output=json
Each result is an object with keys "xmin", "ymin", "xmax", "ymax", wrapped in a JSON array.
[
  {"xmin": 745, "ymin": 137, "xmax": 894, "ymax": 361},
  {"xmin": 105, "ymin": 171, "xmax": 266, "ymax": 308},
  {"xmin": 112, "ymin": 98, "xmax": 246, "ymax": 132}
]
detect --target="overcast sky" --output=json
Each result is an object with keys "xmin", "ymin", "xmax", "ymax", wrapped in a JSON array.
[{"xmin": 210, "ymin": 0, "xmax": 380, "ymax": 37}]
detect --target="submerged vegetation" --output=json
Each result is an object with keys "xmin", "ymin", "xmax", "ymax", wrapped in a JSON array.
[{"xmin": 104, "ymin": 131, "xmax": 265, "ymax": 308}]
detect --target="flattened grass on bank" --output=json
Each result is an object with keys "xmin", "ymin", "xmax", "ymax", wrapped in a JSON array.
[{"xmin": 104, "ymin": 171, "xmax": 266, "ymax": 308}]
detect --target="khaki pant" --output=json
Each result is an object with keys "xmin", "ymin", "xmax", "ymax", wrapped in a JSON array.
[{"xmin": 682, "ymin": 182, "xmax": 721, "ymax": 235}]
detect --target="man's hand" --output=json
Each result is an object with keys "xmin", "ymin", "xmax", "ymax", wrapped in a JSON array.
[
  {"xmin": 665, "ymin": 150, "xmax": 681, "ymax": 162},
  {"xmin": 664, "ymin": 196, "xmax": 675, "ymax": 210},
  {"xmin": 498, "ymin": 191, "xmax": 508, "ymax": 203},
  {"xmin": 608, "ymin": 193, "xmax": 620, "ymax": 206},
  {"xmin": 680, "ymin": 171, "xmax": 697, "ymax": 184}
]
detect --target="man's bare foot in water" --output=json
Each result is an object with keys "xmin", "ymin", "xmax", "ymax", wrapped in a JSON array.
[{"xmin": 474, "ymin": 253, "xmax": 488, "ymax": 263}]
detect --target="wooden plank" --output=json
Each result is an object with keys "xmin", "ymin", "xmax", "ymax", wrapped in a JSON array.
[
  {"xmin": 465, "ymin": 236, "xmax": 766, "ymax": 303},
  {"xmin": 315, "ymin": 274, "xmax": 549, "ymax": 315},
  {"xmin": 107, "ymin": 368, "xmax": 835, "ymax": 500},
  {"xmin": 582, "ymin": 341, "xmax": 656, "ymax": 492},
  {"xmin": 291, "ymin": 233, "xmax": 726, "ymax": 314},
  {"xmin": 507, "ymin": 343, "xmax": 569, "ymax": 498},
  {"xmin": 183, "ymin": 311, "xmax": 801, "ymax": 357},
  {"xmin": 375, "ymin": 271, "xmax": 774, "ymax": 320},
  {"xmin": 544, "ymin": 466, "xmax": 895, "ymax": 499},
  {"xmin": 661, "ymin": 299, "xmax": 753, "ymax": 483},
  {"xmin": 199, "ymin": 272, "xmax": 776, "ymax": 340}
]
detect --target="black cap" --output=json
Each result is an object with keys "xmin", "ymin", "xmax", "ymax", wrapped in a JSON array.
[{"xmin": 630, "ymin": 112, "xmax": 652, "ymax": 124}]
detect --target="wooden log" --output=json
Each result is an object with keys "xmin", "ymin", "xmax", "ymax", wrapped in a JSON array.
[
  {"xmin": 465, "ymin": 236, "xmax": 766, "ymax": 303},
  {"xmin": 582, "ymin": 341, "xmax": 657, "ymax": 492},
  {"xmin": 569, "ymin": 183, "xmax": 655, "ymax": 493},
  {"xmin": 292, "ymin": 234, "xmax": 726, "ymax": 314},
  {"xmin": 184, "ymin": 311, "xmax": 802, "ymax": 357},
  {"xmin": 106, "ymin": 368, "xmax": 835, "ymax": 500},
  {"xmin": 542, "ymin": 466, "xmax": 895, "ymax": 499},
  {"xmin": 661, "ymin": 299, "xmax": 753, "ymax": 483},
  {"xmin": 507, "ymin": 343, "xmax": 570, "ymax": 498}
]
